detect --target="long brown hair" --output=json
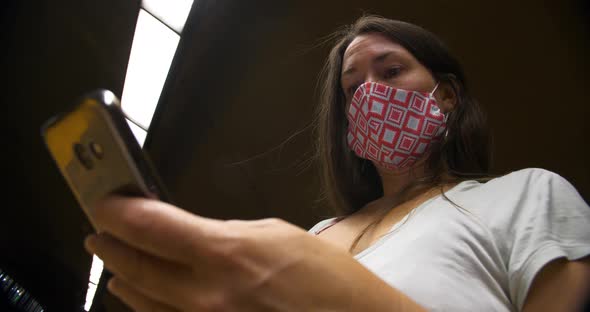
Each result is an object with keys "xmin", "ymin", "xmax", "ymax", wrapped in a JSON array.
[{"xmin": 316, "ymin": 16, "xmax": 492, "ymax": 215}]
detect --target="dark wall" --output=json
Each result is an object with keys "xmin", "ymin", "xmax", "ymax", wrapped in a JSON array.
[{"xmin": 1, "ymin": 0, "xmax": 588, "ymax": 311}]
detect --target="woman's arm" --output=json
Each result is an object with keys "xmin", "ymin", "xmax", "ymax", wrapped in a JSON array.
[
  {"xmin": 522, "ymin": 256, "xmax": 590, "ymax": 312},
  {"xmin": 85, "ymin": 196, "xmax": 425, "ymax": 311}
]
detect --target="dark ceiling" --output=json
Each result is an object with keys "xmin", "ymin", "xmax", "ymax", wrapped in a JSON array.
[{"xmin": 2, "ymin": 0, "xmax": 589, "ymax": 311}]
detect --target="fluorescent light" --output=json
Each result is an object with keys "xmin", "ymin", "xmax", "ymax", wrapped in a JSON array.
[
  {"xmin": 83, "ymin": 255, "xmax": 104, "ymax": 311},
  {"xmin": 85, "ymin": 7, "xmax": 184, "ymax": 310},
  {"xmin": 83, "ymin": 282, "xmax": 98, "ymax": 311},
  {"xmin": 128, "ymin": 119, "xmax": 148, "ymax": 146},
  {"xmin": 88, "ymin": 255, "xmax": 104, "ymax": 285},
  {"xmin": 142, "ymin": 0, "xmax": 193, "ymax": 33},
  {"xmin": 120, "ymin": 9, "xmax": 180, "ymax": 132}
]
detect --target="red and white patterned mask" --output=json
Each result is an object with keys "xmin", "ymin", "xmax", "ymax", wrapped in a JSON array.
[{"xmin": 347, "ymin": 81, "xmax": 447, "ymax": 170}]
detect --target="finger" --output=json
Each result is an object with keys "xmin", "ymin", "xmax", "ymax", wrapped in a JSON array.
[
  {"xmin": 108, "ymin": 277, "xmax": 180, "ymax": 312},
  {"xmin": 90, "ymin": 195, "xmax": 226, "ymax": 265},
  {"xmin": 86, "ymin": 233, "xmax": 196, "ymax": 308}
]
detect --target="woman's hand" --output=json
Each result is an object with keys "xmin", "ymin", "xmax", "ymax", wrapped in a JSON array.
[{"xmin": 85, "ymin": 196, "xmax": 424, "ymax": 311}]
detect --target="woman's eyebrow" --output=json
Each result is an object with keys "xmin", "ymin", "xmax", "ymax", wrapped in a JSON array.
[
  {"xmin": 342, "ymin": 66, "xmax": 357, "ymax": 77},
  {"xmin": 342, "ymin": 51, "xmax": 398, "ymax": 77},
  {"xmin": 374, "ymin": 51, "xmax": 394, "ymax": 63}
]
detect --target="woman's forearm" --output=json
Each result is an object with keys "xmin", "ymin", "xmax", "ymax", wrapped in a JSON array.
[{"xmin": 87, "ymin": 196, "xmax": 425, "ymax": 311}]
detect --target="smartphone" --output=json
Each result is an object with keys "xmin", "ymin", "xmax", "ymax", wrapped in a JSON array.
[{"xmin": 41, "ymin": 89, "xmax": 169, "ymax": 230}]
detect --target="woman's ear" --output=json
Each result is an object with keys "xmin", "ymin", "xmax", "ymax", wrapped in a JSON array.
[{"xmin": 435, "ymin": 80, "xmax": 458, "ymax": 113}]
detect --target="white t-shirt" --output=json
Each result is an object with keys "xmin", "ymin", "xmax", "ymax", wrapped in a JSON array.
[{"xmin": 309, "ymin": 168, "xmax": 590, "ymax": 311}]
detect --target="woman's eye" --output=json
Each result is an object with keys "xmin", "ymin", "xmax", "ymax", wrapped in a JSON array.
[
  {"xmin": 384, "ymin": 66, "xmax": 402, "ymax": 79},
  {"xmin": 348, "ymin": 85, "xmax": 359, "ymax": 96}
]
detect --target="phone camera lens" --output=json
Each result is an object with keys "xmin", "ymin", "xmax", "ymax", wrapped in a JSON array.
[
  {"xmin": 89, "ymin": 142, "xmax": 104, "ymax": 159},
  {"xmin": 73, "ymin": 143, "xmax": 94, "ymax": 169}
]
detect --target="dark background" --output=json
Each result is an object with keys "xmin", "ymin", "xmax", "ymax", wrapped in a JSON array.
[{"xmin": 2, "ymin": 0, "xmax": 589, "ymax": 310}]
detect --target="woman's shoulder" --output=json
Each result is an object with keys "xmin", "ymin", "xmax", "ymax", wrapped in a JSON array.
[
  {"xmin": 454, "ymin": 167, "xmax": 578, "ymax": 199},
  {"xmin": 495, "ymin": 168, "xmax": 585, "ymax": 203},
  {"xmin": 447, "ymin": 167, "xmax": 588, "ymax": 228},
  {"xmin": 467, "ymin": 169, "xmax": 590, "ymax": 310},
  {"xmin": 487, "ymin": 167, "xmax": 567, "ymax": 185},
  {"xmin": 495, "ymin": 167, "xmax": 567, "ymax": 183},
  {"xmin": 449, "ymin": 168, "xmax": 588, "ymax": 233}
]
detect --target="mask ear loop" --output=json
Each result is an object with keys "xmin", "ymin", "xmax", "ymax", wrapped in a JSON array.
[
  {"xmin": 444, "ymin": 115, "xmax": 450, "ymax": 139},
  {"xmin": 431, "ymin": 82, "xmax": 450, "ymax": 139},
  {"xmin": 429, "ymin": 82, "xmax": 440, "ymax": 98},
  {"xmin": 430, "ymin": 82, "xmax": 447, "ymax": 122}
]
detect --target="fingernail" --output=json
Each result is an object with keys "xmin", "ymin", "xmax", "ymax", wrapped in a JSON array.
[{"xmin": 84, "ymin": 235, "xmax": 98, "ymax": 254}]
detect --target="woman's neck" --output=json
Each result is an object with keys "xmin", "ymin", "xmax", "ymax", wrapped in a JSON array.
[{"xmin": 375, "ymin": 156, "xmax": 431, "ymax": 198}]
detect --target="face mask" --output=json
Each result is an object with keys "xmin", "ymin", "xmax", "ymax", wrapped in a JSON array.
[{"xmin": 346, "ymin": 81, "xmax": 447, "ymax": 170}]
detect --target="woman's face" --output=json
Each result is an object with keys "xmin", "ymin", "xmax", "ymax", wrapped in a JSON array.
[{"xmin": 341, "ymin": 33, "xmax": 438, "ymax": 106}]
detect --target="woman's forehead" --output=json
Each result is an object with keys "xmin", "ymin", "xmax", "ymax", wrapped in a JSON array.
[{"xmin": 342, "ymin": 33, "xmax": 412, "ymax": 71}]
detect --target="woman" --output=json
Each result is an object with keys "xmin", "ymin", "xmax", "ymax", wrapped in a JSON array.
[{"xmin": 85, "ymin": 16, "xmax": 590, "ymax": 311}]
